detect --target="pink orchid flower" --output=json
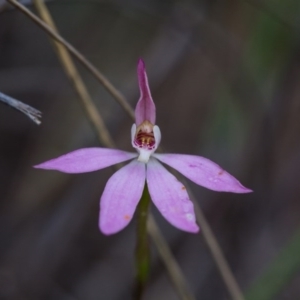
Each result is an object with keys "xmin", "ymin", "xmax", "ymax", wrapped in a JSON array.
[{"xmin": 35, "ymin": 59, "xmax": 252, "ymax": 235}]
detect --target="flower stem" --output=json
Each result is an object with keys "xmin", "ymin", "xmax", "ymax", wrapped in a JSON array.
[{"xmin": 135, "ymin": 184, "xmax": 151, "ymax": 300}]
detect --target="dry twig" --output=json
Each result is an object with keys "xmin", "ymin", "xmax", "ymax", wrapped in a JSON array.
[
  {"xmin": 0, "ymin": 91, "xmax": 41, "ymax": 124},
  {"xmin": 33, "ymin": 0, "xmax": 113, "ymax": 147}
]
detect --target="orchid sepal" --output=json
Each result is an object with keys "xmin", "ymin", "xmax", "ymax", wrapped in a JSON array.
[
  {"xmin": 135, "ymin": 59, "xmax": 156, "ymax": 126},
  {"xmin": 34, "ymin": 148, "xmax": 137, "ymax": 173},
  {"xmin": 153, "ymin": 153, "xmax": 252, "ymax": 193}
]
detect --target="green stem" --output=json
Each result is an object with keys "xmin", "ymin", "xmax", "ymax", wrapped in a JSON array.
[{"xmin": 134, "ymin": 184, "xmax": 151, "ymax": 300}]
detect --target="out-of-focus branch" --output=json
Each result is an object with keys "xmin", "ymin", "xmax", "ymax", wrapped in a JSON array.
[
  {"xmin": 0, "ymin": 91, "xmax": 41, "ymax": 124},
  {"xmin": 33, "ymin": 0, "xmax": 113, "ymax": 147},
  {"xmin": 6, "ymin": 0, "xmax": 135, "ymax": 120},
  {"xmin": 148, "ymin": 216, "xmax": 196, "ymax": 300},
  {"xmin": 191, "ymin": 189, "xmax": 245, "ymax": 300}
]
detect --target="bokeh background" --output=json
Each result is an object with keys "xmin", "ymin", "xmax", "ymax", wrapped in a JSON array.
[{"xmin": 1, "ymin": 0, "xmax": 300, "ymax": 299}]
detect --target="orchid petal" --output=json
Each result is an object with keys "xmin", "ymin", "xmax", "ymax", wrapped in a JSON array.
[
  {"xmin": 146, "ymin": 158, "xmax": 199, "ymax": 233},
  {"xmin": 154, "ymin": 154, "xmax": 252, "ymax": 193},
  {"xmin": 99, "ymin": 160, "xmax": 145, "ymax": 235},
  {"xmin": 34, "ymin": 148, "xmax": 137, "ymax": 173},
  {"xmin": 153, "ymin": 125, "xmax": 161, "ymax": 149},
  {"xmin": 135, "ymin": 59, "xmax": 156, "ymax": 126},
  {"xmin": 131, "ymin": 123, "xmax": 136, "ymax": 145}
]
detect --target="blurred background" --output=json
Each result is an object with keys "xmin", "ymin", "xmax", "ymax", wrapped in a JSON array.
[{"xmin": 0, "ymin": 0, "xmax": 300, "ymax": 299}]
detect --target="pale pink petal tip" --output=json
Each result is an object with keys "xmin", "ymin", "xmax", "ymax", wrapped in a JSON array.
[
  {"xmin": 99, "ymin": 160, "xmax": 146, "ymax": 235},
  {"xmin": 138, "ymin": 58, "xmax": 145, "ymax": 70},
  {"xmin": 135, "ymin": 58, "xmax": 156, "ymax": 126},
  {"xmin": 235, "ymin": 184, "xmax": 253, "ymax": 193},
  {"xmin": 34, "ymin": 148, "xmax": 137, "ymax": 174},
  {"xmin": 154, "ymin": 154, "xmax": 252, "ymax": 194},
  {"xmin": 147, "ymin": 158, "xmax": 199, "ymax": 233}
]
